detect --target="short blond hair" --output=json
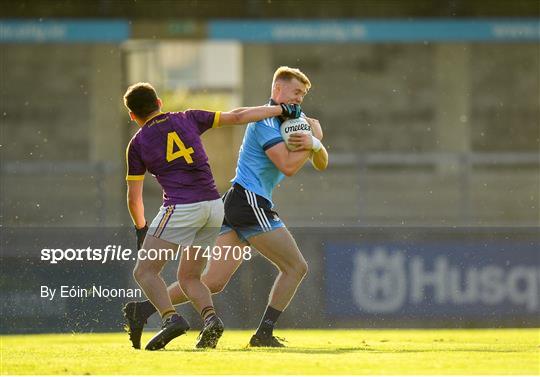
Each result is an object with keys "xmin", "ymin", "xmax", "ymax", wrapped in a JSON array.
[{"xmin": 272, "ymin": 66, "xmax": 311, "ymax": 90}]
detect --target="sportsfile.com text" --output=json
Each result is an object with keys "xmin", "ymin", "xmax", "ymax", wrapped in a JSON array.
[{"xmin": 40, "ymin": 245, "xmax": 253, "ymax": 264}]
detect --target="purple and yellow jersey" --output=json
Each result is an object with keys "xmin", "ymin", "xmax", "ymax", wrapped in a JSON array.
[{"xmin": 125, "ymin": 110, "xmax": 221, "ymax": 206}]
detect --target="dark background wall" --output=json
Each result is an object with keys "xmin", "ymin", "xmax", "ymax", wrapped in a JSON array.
[{"xmin": 3, "ymin": 0, "xmax": 539, "ymax": 18}]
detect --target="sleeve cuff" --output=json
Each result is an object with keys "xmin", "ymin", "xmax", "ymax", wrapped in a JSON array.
[
  {"xmin": 262, "ymin": 138, "xmax": 284, "ymax": 151},
  {"xmin": 126, "ymin": 175, "xmax": 145, "ymax": 181},
  {"xmin": 212, "ymin": 111, "xmax": 221, "ymax": 128}
]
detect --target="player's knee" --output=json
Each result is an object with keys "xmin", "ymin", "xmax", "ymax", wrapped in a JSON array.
[
  {"xmin": 178, "ymin": 273, "xmax": 199, "ymax": 291},
  {"xmin": 206, "ymin": 277, "xmax": 228, "ymax": 294},
  {"xmin": 133, "ymin": 265, "xmax": 152, "ymax": 283},
  {"xmin": 283, "ymin": 259, "xmax": 308, "ymax": 280},
  {"xmin": 296, "ymin": 259, "xmax": 309, "ymax": 279},
  {"xmin": 178, "ymin": 276, "xmax": 189, "ymax": 293}
]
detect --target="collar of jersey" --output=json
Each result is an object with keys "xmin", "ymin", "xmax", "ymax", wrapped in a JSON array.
[{"xmin": 143, "ymin": 112, "xmax": 166, "ymax": 127}]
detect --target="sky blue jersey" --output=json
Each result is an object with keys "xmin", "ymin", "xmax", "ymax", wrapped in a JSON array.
[{"xmin": 232, "ymin": 112, "xmax": 285, "ymax": 207}]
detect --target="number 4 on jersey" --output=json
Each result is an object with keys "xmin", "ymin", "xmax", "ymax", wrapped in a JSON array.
[{"xmin": 166, "ymin": 131, "xmax": 194, "ymax": 164}]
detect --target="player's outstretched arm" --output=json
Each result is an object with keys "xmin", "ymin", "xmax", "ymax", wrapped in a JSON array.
[
  {"xmin": 127, "ymin": 180, "xmax": 146, "ymax": 229},
  {"xmin": 218, "ymin": 104, "xmax": 301, "ymax": 126}
]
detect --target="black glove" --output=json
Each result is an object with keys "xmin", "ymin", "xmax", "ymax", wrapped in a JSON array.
[
  {"xmin": 135, "ymin": 223, "xmax": 148, "ymax": 250},
  {"xmin": 280, "ymin": 103, "xmax": 302, "ymax": 119}
]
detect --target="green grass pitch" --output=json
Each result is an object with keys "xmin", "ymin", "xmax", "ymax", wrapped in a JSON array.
[{"xmin": 1, "ymin": 329, "xmax": 538, "ymax": 375}]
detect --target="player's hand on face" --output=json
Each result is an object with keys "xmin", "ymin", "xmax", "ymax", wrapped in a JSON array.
[
  {"xmin": 280, "ymin": 103, "xmax": 302, "ymax": 119},
  {"xmin": 288, "ymin": 132, "xmax": 313, "ymax": 151},
  {"xmin": 305, "ymin": 117, "xmax": 323, "ymax": 140}
]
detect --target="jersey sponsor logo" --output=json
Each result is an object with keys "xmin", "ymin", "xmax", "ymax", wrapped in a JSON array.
[{"xmin": 147, "ymin": 116, "xmax": 169, "ymax": 127}]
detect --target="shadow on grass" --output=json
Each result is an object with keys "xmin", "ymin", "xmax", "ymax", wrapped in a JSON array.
[
  {"xmin": 158, "ymin": 346, "xmax": 529, "ymax": 355},
  {"xmin": 158, "ymin": 346, "xmax": 370, "ymax": 354}
]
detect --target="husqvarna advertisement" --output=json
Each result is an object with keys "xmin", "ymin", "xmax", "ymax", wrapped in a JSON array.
[{"xmin": 326, "ymin": 229, "xmax": 539, "ymax": 325}]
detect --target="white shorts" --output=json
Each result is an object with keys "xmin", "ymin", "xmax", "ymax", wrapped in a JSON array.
[{"xmin": 148, "ymin": 198, "xmax": 224, "ymax": 248}]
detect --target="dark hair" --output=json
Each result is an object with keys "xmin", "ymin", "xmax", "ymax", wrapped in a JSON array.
[{"xmin": 123, "ymin": 82, "xmax": 159, "ymax": 118}]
